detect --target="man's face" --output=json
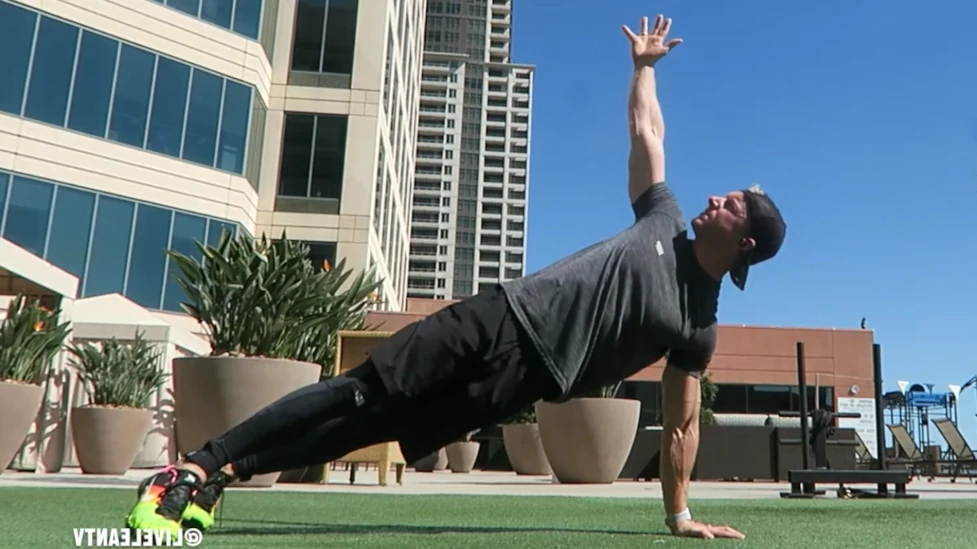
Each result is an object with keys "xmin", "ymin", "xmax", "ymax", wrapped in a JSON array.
[{"xmin": 691, "ymin": 191, "xmax": 751, "ymax": 249}]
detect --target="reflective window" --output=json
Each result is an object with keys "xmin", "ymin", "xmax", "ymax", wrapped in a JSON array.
[
  {"xmin": 182, "ymin": 69, "xmax": 223, "ymax": 166},
  {"xmin": 168, "ymin": 0, "xmax": 200, "ymax": 17},
  {"xmin": 3, "ymin": 4, "xmax": 257, "ymax": 176},
  {"xmin": 708, "ymin": 384, "xmax": 835, "ymax": 415},
  {"xmin": 0, "ymin": 168, "xmax": 242, "ymax": 311},
  {"xmin": 3, "ymin": 176, "xmax": 54, "ymax": 256},
  {"xmin": 163, "ymin": 212, "xmax": 207, "ymax": 311},
  {"xmin": 207, "ymin": 221, "xmax": 237, "ymax": 247},
  {"xmin": 278, "ymin": 114, "xmax": 346, "ymax": 202},
  {"xmin": 67, "ymin": 31, "xmax": 119, "ymax": 138},
  {"xmin": 84, "ymin": 196, "xmax": 135, "ymax": 297},
  {"xmin": 232, "ymin": 0, "xmax": 263, "ymax": 40},
  {"xmin": 46, "ymin": 186, "xmax": 96, "ymax": 278},
  {"xmin": 0, "ymin": 173, "xmax": 9, "ymax": 230},
  {"xmin": 305, "ymin": 241, "xmax": 337, "ymax": 272},
  {"xmin": 746, "ymin": 385, "xmax": 792, "ymax": 416},
  {"xmin": 152, "ymin": 0, "xmax": 262, "ymax": 41},
  {"xmin": 321, "ymin": 0, "xmax": 357, "ymax": 74},
  {"xmin": 125, "ymin": 204, "xmax": 172, "ymax": 308},
  {"xmin": 292, "ymin": 0, "xmax": 357, "ymax": 74},
  {"xmin": 292, "ymin": 0, "xmax": 325, "ymax": 71},
  {"xmin": 278, "ymin": 114, "xmax": 315, "ymax": 197},
  {"xmin": 24, "ymin": 17, "xmax": 79, "ymax": 126},
  {"xmin": 147, "ymin": 58, "xmax": 191, "ymax": 157},
  {"xmin": 310, "ymin": 115, "xmax": 347, "ymax": 199},
  {"xmin": 711, "ymin": 384, "xmax": 747, "ymax": 414},
  {"xmin": 216, "ymin": 81, "xmax": 251, "ymax": 173},
  {"xmin": 200, "ymin": 0, "xmax": 233, "ymax": 28},
  {"xmin": 0, "ymin": 2, "xmax": 37, "ymax": 115},
  {"xmin": 108, "ymin": 45, "xmax": 155, "ymax": 147}
]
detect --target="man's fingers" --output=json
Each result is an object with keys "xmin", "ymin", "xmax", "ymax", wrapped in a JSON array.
[
  {"xmin": 660, "ymin": 17, "xmax": 672, "ymax": 37},
  {"xmin": 677, "ymin": 525, "xmax": 714, "ymax": 539},
  {"xmin": 640, "ymin": 16, "xmax": 649, "ymax": 35},
  {"xmin": 711, "ymin": 525, "xmax": 746, "ymax": 539},
  {"xmin": 652, "ymin": 14, "xmax": 663, "ymax": 34},
  {"xmin": 622, "ymin": 25, "xmax": 638, "ymax": 41},
  {"xmin": 666, "ymin": 38, "xmax": 683, "ymax": 50}
]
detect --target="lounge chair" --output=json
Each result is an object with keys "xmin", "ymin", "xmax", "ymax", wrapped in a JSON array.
[
  {"xmin": 852, "ymin": 431, "xmax": 874, "ymax": 467},
  {"xmin": 930, "ymin": 418, "xmax": 976, "ymax": 483},
  {"xmin": 885, "ymin": 424, "xmax": 937, "ymax": 481}
]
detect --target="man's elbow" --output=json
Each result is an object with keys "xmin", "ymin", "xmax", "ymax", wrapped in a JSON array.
[{"xmin": 630, "ymin": 119, "xmax": 662, "ymax": 142}]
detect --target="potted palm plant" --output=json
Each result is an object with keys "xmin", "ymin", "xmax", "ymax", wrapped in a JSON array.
[
  {"xmin": 68, "ymin": 333, "xmax": 167, "ymax": 474},
  {"xmin": 536, "ymin": 382, "xmax": 641, "ymax": 484},
  {"xmin": 502, "ymin": 405, "xmax": 551, "ymax": 476},
  {"xmin": 446, "ymin": 430, "xmax": 480, "ymax": 473},
  {"xmin": 0, "ymin": 295, "xmax": 71, "ymax": 473},
  {"xmin": 167, "ymin": 230, "xmax": 380, "ymax": 486}
]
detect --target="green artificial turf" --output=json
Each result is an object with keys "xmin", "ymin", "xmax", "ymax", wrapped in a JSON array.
[{"xmin": 0, "ymin": 486, "xmax": 971, "ymax": 548}]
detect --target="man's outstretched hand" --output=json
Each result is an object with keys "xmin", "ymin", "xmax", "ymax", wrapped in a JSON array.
[
  {"xmin": 671, "ymin": 519, "xmax": 746, "ymax": 540},
  {"xmin": 622, "ymin": 14, "xmax": 682, "ymax": 66}
]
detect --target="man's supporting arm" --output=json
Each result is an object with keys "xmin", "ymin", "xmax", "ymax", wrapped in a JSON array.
[
  {"xmin": 627, "ymin": 63, "xmax": 666, "ymax": 203},
  {"xmin": 659, "ymin": 364, "xmax": 701, "ymax": 528}
]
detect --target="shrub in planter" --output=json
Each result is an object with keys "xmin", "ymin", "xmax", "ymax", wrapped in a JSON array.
[
  {"xmin": 446, "ymin": 430, "xmax": 480, "ymax": 473},
  {"xmin": 167, "ymin": 230, "xmax": 381, "ymax": 486},
  {"xmin": 68, "ymin": 333, "xmax": 167, "ymax": 474},
  {"xmin": 0, "ymin": 295, "xmax": 71, "ymax": 471},
  {"xmin": 502, "ymin": 405, "xmax": 551, "ymax": 476},
  {"xmin": 699, "ymin": 373, "xmax": 718, "ymax": 425}
]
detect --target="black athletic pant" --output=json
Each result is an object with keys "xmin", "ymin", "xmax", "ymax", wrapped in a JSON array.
[{"xmin": 184, "ymin": 286, "xmax": 559, "ymax": 480}]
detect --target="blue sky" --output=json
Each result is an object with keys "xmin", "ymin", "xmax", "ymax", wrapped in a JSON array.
[{"xmin": 511, "ymin": 0, "xmax": 977, "ymax": 441}]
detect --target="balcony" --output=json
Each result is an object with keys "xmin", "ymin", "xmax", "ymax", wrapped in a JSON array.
[
  {"xmin": 490, "ymin": 24, "xmax": 509, "ymax": 38},
  {"xmin": 409, "ymin": 245, "xmax": 438, "ymax": 257}
]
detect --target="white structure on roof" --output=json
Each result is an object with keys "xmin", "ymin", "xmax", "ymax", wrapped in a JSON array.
[{"xmin": 67, "ymin": 294, "xmax": 210, "ymax": 468}]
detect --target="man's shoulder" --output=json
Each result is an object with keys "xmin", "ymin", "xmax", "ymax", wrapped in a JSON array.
[
  {"xmin": 668, "ymin": 322, "xmax": 718, "ymax": 371},
  {"xmin": 631, "ymin": 183, "xmax": 685, "ymax": 223}
]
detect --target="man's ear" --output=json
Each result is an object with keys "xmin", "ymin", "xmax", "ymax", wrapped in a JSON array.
[{"xmin": 738, "ymin": 237, "xmax": 756, "ymax": 252}]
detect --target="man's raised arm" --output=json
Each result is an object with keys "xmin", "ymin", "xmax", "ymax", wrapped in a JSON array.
[{"xmin": 622, "ymin": 15, "xmax": 681, "ymax": 203}]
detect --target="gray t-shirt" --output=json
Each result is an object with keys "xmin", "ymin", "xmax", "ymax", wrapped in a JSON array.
[{"xmin": 501, "ymin": 184, "xmax": 721, "ymax": 399}]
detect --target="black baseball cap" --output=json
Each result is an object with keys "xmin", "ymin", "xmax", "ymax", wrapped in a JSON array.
[{"xmin": 729, "ymin": 186, "xmax": 786, "ymax": 290}]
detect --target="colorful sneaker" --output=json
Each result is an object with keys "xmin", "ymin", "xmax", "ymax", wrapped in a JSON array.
[
  {"xmin": 126, "ymin": 466, "xmax": 203, "ymax": 534},
  {"xmin": 181, "ymin": 470, "xmax": 234, "ymax": 531}
]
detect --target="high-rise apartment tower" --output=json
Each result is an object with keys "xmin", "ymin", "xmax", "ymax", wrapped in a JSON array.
[{"xmin": 407, "ymin": 0, "xmax": 533, "ymax": 300}]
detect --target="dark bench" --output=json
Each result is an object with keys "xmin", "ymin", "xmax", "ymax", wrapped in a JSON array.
[{"xmin": 785, "ymin": 469, "xmax": 917, "ymax": 498}]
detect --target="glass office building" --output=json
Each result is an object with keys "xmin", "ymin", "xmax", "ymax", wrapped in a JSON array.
[{"xmin": 0, "ymin": 0, "xmax": 427, "ymax": 315}]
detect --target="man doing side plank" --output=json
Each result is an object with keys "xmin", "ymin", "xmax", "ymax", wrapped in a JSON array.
[{"xmin": 126, "ymin": 14, "xmax": 783, "ymax": 541}]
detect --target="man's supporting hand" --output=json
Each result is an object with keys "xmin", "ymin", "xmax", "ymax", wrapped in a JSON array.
[
  {"xmin": 671, "ymin": 520, "xmax": 747, "ymax": 540},
  {"xmin": 660, "ymin": 365, "xmax": 747, "ymax": 541}
]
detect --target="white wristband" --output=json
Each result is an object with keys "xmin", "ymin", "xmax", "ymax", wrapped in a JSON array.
[{"xmin": 665, "ymin": 508, "xmax": 692, "ymax": 526}]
